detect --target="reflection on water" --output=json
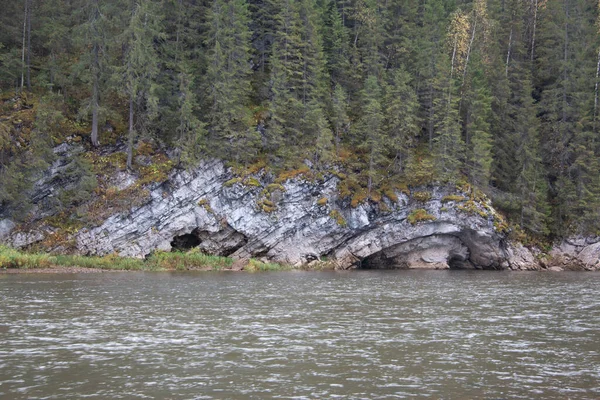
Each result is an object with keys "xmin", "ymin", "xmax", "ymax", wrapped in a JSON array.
[{"xmin": 1, "ymin": 271, "xmax": 599, "ymax": 399}]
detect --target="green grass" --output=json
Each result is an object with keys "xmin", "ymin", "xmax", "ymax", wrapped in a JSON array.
[
  {"xmin": 244, "ymin": 258, "xmax": 291, "ymax": 272},
  {"xmin": 0, "ymin": 246, "xmax": 54, "ymax": 269},
  {"xmin": 146, "ymin": 250, "xmax": 233, "ymax": 271},
  {"xmin": 51, "ymin": 254, "xmax": 147, "ymax": 270},
  {"xmin": 0, "ymin": 245, "xmax": 290, "ymax": 272}
]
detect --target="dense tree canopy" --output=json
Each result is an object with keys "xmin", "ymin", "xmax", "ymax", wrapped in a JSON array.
[{"xmin": 0, "ymin": 0, "xmax": 599, "ymax": 236}]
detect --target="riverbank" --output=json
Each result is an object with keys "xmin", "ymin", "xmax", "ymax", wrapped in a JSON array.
[
  {"xmin": 0, "ymin": 245, "xmax": 290, "ymax": 273},
  {"xmin": 2, "ymin": 144, "xmax": 598, "ymax": 271}
]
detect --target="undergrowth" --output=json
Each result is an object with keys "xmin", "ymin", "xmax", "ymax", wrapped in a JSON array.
[{"xmin": 0, "ymin": 245, "xmax": 289, "ymax": 272}]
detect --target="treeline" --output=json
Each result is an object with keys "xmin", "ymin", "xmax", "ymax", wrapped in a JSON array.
[{"xmin": 0, "ymin": 0, "xmax": 599, "ymax": 236}]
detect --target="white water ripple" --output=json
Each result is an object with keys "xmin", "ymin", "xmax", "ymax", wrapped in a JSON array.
[{"xmin": 0, "ymin": 270, "xmax": 599, "ymax": 399}]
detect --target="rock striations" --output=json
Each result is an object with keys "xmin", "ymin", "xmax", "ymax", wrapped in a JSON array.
[{"xmin": 1, "ymin": 151, "xmax": 598, "ymax": 270}]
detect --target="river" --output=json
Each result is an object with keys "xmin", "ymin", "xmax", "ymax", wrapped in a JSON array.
[{"xmin": 1, "ymin": 271, "xmax": 599, "ymax": 399}]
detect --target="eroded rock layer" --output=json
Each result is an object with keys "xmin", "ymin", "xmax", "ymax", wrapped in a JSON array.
[{"xmin": 1, "ymin": 154, "xmax": 597, "ymax": 270}]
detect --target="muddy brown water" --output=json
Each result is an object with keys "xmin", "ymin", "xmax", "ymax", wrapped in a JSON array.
[{"xmin": 1, "ymin": 270, "xmax": 599, "ymax": 399}]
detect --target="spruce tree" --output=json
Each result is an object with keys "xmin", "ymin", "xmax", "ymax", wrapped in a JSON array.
[
  {"xmin": 266, "ymin": 0, "xmax": 330, "ymax": 164},
  {"xmin": 354, "ymin": 75, "xmax": 385, "ymax": 193},
  {"xmin": 321, "ymin": 0, "xmax": 351, "ymax": 86},
  {"xmin": 119, "ymin": 0, "xmax": 163, "ymax": 170},
  {"xmin": 204, "ymin": 0, "xmax": 256, "ymax": 161},
  {"xmin": 71, "ymin": 0, "xmax": 111, "ymax": 147},
  {"xmin": 465, "ymin": 61, "xmax": 493, "ymax": 188},
  {"xmin": 177, "ymin": 68, "xmax": 207, "ymax": 168},
  {"xmin": 413, "ymin": 0, "xmax": 451, "ymax": 148},
  {"xmin": 383, "ymin": 67, "xmax": 419, "ymax": 174},
  {"xmin": 331, "ymin": 83, "xmax": 350, "ymax": 155}
]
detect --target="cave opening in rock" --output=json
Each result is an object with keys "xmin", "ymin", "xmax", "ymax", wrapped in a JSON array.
[
  {"xmin": 359, "ymin": 252, "xmax": 407, "ymax": 269},
  {"xmin": 447, "ymin": 255, "xmax": 471, "ymax": 269},
  {"xmin": 171, "ymin": 229, "xmax": 201, "ymax": 251},
  {"xmin": 356, "ymin": 235, "xmax": 474, "ymax": 269}
]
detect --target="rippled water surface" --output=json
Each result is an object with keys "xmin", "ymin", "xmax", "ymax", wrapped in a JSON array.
[{"xmin": 1, "ymin": 271, "xmax": 600, "ymax": 399}]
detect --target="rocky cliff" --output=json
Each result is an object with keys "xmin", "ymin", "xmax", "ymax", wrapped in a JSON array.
[{"xmin": 0, "ymin": 145, "xmax": 598, "ymax": 270}]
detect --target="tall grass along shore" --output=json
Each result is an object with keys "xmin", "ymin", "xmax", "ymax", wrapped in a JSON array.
[{"xmin": 0, "ymin": 246, "xmax": 289, "ymax": 272}]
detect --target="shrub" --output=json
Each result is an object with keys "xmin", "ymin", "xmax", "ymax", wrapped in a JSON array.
[
  {"xmin": 413, "ymin": 191, "xmax": 431, "ymax": 202},
  {"xmin": 382, "ymin": 187, "xmax": 399, "ymax": 203},
  {"xmin": 457, "ymin": 200, "xmax": 489, "ymax": 219},
  {"xmin": 351, "ymin": 189, "xmax": 368, "ymax": 208},
  {"xmin": 244, "ymin": 177, "xmax": 261, "ymax": 187},
  {"xmin": 442, "ymin": 195, "xmax": 467, "ymax": 203},
  {"xmin": 137, "ymin": 154, "xmax": 174, "ymax": 186},
  {"xmin": 370, "ymin": 190, "xmax": 382, "ymax": 203},
  {"xmin": 0, "ymin": 246, "xmax": 52, "ymax": 269},
  {"xmin": 274, "ymin": 166, "xmax": 310, "ymax": 184},
  {"xmin": 258, "ymin": 199, "xmax": 276, "ymax": 213},
  {"xmin": 146, "ymin": 251, "xmax": 232, "ymax": 271},
  {"xmin": 404, "ymin": 153, "xmax": 435, "ymax": 186},
  {"xmin": 245, "ymin": 259, "xmax": 288, "ymax": 272},
  {"xmin": 197, "ymin": 199, "xmax": 214, "ymax": 214},
  {"xmin": 224, "ymin": 177, "xmax": 242, "ymax": 187},
  {"xmin": 407, "ymin": 209, "xmax": 436, "ymax": 225},
  {"xmin": 266, "ymin": 183, "xmax": 286, "ymax": 193},
  {"xmin": 329, "ymin": 210, "xmax": 347, "ymax": 226},
  {"xmin": 52, "ymin": 254, "xmax": 146, "ymax": 270}
]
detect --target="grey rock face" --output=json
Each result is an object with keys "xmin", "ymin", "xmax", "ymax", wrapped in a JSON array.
[
  {"xmin": 361, "ymin": 234, "xmax": 470, "ymax": 269},
  {"xmin": 0, "ymin": 156, "xmax": 545, "ymax": 270},
  {"xmin": 505, "ymin": 241, "xmax": 540, "ymax": 271},
  {"xmin": 0, "ymin": 219, "xmax": 16, "ymax": 240},
  {"xmin": 548, "ymin": 236, "xmax": 600, "ymax": 271}
]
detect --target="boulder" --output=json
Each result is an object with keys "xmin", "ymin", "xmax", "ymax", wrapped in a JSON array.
[{"xmin": 0, "ymin": 219, "xmax": 15, "ymax": 240}]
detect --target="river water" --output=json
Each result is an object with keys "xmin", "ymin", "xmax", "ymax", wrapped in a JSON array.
[{"xmin": 1, "ymin": 271, "xmax": 599, "ymax": 399}]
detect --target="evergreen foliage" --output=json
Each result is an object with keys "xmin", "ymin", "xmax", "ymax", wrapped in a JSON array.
[{"xmin": 0, "ymin": 0, "xmax": 599, "ymax": 236}]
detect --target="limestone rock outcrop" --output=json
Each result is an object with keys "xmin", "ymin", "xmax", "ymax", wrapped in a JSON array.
[
  {"xmin": 547, "ymin": 237, "xmax": 600, "ymax": 271},
  {"xmin": 2, "ymin": 146, "xmax": 595, "ymax": 270}
]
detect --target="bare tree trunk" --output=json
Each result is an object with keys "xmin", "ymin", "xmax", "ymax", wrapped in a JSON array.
[
  {"xmin": 91, "ymin": 71, "xmax": 99, "ymax": 146},
  {"xmin": 459, "ymin": 18, "xmax": 477, "ymax": 113},
  {"xmin": 127, "ymin": 92, "xmax": 134, "ymax": 170},
  {"xmin": 505, "ymin": 26, "xmax": 513, "ymax": 77},
  {"xmin": 562, "ymin": 19, "xmax": 568, "ymax": 126},
  {"xmin": 448, "ymin": 39, "xmax": 457, "ymax": 109},
  {"xmin": 368, "ymin": 147, "xmax": 374, "ymax": 195},
  {"xmin": 428, "ymin": 82, "xmax": 434, "ymax": 150},
  {"xmin": 126, "ymin": 0, "xmax": 136, "ymax": 170},
  {"xmin": 531, "ymin": 0, "xmax": 538, "ymax": 62},
  {"xmin": 176, "ymin": 0, "xmax": 181, "ymax": 52},
  {"xmin": 26, "ymin": 0, "xmax": 32, "ymax": 92},
  {"xmin": 520, "ymin": 163, "xmax": 526, "ymax": 227},
  {"xmin": 90, "ymin": 0, "xmax": 100, "ymax": 147},
  {"xmin": 462, "ymin": 19, "xmax": 477, "ymax": 84},
  {"xmin": 20, "ymin": 0, "xmax": 27, "ymax": 92},
  {"xmin": 593, "ymin": 47, "xmax": 600, "ymax": 133},
  {"xmin": 49, "ymin": 51, "xmax": 55, "ymax": 88},
  {"xmin": 560, "ymin": 0, "xmax": 569, "ymax": 173}
]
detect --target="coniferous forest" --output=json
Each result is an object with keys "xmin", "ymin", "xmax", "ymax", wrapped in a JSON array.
[{"xmin": 0, "ymin": 0, "xmax": 599, "ymax": 239}]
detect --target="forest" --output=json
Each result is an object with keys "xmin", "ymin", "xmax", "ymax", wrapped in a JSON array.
[{"xmin": 0, "ymin": 0, "xmax": 599, "ymax": 239}]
